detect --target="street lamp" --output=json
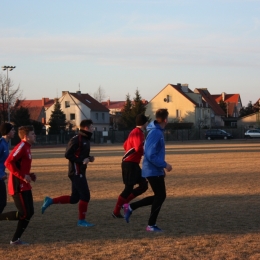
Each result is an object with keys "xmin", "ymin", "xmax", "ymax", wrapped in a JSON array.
[{"xmin": 2, "ymin": 66, "xmax": 16, "ymax": 122}]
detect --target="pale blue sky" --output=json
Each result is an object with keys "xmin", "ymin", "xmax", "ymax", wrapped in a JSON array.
[{"xmin": 1, "ymin": 0, "xmax": 259, "ymax": 105}]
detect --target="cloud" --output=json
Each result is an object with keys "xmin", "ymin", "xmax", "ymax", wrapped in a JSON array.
[{"xmin": 0, "ymin": 30, "xmax": 259, "ymax": 69}]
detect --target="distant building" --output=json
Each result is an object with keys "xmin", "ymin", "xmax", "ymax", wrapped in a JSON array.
[{"xmin": 45, "ymin": 91, "xmax": 110, "ymax": 131}]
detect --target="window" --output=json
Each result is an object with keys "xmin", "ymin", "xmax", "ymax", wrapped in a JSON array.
[
  {"xmin": 70, "ymin": 113, "xmax": 75, "ymax": 120},
  {"xmin": 65, "ymin": 101, "xmax": 70, "ymax": 108},
  {"xmin": 96, "ymin": 113, "xmax": 99, "ymax": 120},
  {"xmin": 176, "ymin": 109, "xmax": 181, "ymax": 117},
  {"xmin": 102, "ymin": 113, "xmax": 105, "ymax": 120}
]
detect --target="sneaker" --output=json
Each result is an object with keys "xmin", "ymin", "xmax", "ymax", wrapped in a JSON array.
[
  {"xmin": 146, "ymin": 225, "xmax": 163, "ymax": 232},
  {"xmin": 77, "ymin": 220, "xmax": 95, "ymax": 227},
  {"xmin": 10, "ymin": 238, "xmax": 29, "ymax": 245},
  {"xmin": 123, "ymin": 204, "xmax": 132, "ymax": 223},
  {"xmin": 112, "ymin": 212, "xmax": 124, "ymax": 219},
  {"xmin": 41, "ymin": 196, "xmax": 53, "ymax": 214}
]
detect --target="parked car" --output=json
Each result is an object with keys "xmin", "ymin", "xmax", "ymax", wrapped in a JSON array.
[
  {"xmin": 205, "ymin": 129, "xmax": 233, "ymax": 140},
  {"xmin": 244, "ymin": 129, "xmax": 260, "ymax": 138}
]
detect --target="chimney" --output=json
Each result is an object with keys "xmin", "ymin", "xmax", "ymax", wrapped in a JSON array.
[
  {"xmin": 107, "ymin": 99, "xmax": 110, "ymax": 106},
  {"xmin": 76, "ymin": 90, "xmax": 81, "ymax": 95},
  {"xmin": 181, "ymin": 84, "xmax": 189, "ymax": 93},
  {"xmin": 42, "ymin": 97, "xmax": 49, "ymax": 106},
  {"xmin": 62, "ymin": 91, "xmax": 69, "ymax": 96},
  {"xmin": 221, "ymin": 92, "xmax": 226, "ymax": 101}
]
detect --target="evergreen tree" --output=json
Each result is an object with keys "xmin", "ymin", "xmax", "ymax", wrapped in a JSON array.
[
  {"xmin": 11, "ymin": 106, "xmax": 31, "ymax": 127},
  {"xmin": 239, "ymin": 101, "xmax": 255, "ymax": 117},
  {"xmin": 119, "ymin": 94, "xmax": 134, "ymax": 129},
  {"xmin": 48, "ymin": 100, "xmax": 66, "ymax": 134},
  {"xmin": 131, "ymin": 89, "xmax": 147, "ymax": 117},
  {"xmin": 119, "ymin": 89, "xmax": 148, "ymax": 130}
]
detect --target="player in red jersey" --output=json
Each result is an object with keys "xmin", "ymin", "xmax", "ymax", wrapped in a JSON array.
[
  {"xmin": 0, "ymin": 125, "xmax": 36, "ymax": 245},
  {"xmin": 112, "ymin": 114, "xmax": 149, "ymax": 218}
]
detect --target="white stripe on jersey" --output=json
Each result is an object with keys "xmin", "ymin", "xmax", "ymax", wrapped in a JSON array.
[{"xmin": 13, "ymin": 142, "xmax": 25, "ymax": 157}]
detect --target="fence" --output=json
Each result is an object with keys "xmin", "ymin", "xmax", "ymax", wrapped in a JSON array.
[{"xmin": 8, "ymin": 127, "xmax": 247, "ymax": 146}]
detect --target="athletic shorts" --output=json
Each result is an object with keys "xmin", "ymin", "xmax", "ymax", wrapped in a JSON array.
[{"xmin": 121, "ymin": 161, "xmax": 144, "ymax": 185}]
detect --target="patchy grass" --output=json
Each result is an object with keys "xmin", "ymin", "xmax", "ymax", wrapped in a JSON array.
[{"xmin": 1, "ymin": 141, "xmax": 260, "ymax": 259}]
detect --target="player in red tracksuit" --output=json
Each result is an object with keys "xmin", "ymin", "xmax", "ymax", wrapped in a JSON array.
[
  {"xmin": 112, "ymin": 114, "xmax": 149, "ymax": 218},
  {"xmin": 0, "ymin": 125, "xmax": 36, "ymax": 245}
]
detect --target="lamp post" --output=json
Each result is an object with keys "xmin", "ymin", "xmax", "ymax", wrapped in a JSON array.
[{"xmin": 2, "ymin": 66, "xmax": 16, "ymax": 122}]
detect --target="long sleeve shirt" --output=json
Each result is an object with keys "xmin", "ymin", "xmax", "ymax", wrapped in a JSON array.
[
  {"xmin": 5, "ymin": 140, "xmax": 32, "ymax": 195},
  {"xmin": 122, "ymin": 127, "xmax": 145, "ymax": 164}
]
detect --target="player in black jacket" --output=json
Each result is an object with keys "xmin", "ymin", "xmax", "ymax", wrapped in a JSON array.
[{"xmin": 41, "ymin": 119, "xmax": 95, "ymax": 227}]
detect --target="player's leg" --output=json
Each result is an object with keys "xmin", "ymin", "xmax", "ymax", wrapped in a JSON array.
[
  {"xmin": 126, "ymin": 178, "xmax": 148, "ymax": 203},
  {"xmin": 146, "ymin": 176, "xmax": 166, "ymax": 232},
  {"xmin": 10, "ymin": 190, "xmax": 34, "ymax": 244},
  {"xmin": 74, "ymin": 174, "xmax": 93, "ymax": 227},
  {"xmin": 0, "ymin": 180, "xmax": 7, "ymax": 213},
  {"xmin": 41, "ymin": 176, "xmax": 74, "ymax": 214},
  {"xmin": 112, "ymin": 184, "xmax": 133, "ymax": 218}
]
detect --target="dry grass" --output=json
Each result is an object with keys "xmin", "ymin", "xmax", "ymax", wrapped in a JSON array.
[{"xmin": 1, "ymin": 141, "xmax": 260, "ymax": 259}]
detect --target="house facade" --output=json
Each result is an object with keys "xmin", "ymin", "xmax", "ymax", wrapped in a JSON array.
[
  {"xmin": 237, "ymin": 112, "xmax": 260, "ymax": 129},
  {"xmin": 146, "ymin": 83, "xmax": 224, "ymax": 128},
  {"xmin": 45, "ymin": 91, "xmax": 110, "ymax": 131}
]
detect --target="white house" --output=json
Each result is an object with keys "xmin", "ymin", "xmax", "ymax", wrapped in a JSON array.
[{"xmin": 46, "ymin": 91, "xmax": 110, "ymax": 131}]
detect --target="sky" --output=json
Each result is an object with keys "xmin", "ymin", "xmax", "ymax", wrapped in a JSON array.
[{"xmin": 1, "ymin": 0, "xmax": 260, "ymax": 106}]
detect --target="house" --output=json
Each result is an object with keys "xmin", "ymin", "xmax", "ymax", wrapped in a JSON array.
[
  {"xmin": 237, "ymin": 112, "xmax": 260, "ymax": 129},
  {"xmin": 14, "ymin": 98, "xmax": 54, "ymax": 124},
  {"xmin": 146, "ymin": 83, "xmax": 223, "ymax": 128},
  {"xmin": 194, "ymin": 88, "xmax": 225, "ymax": 127},
  {"xmin": 237, "ymin": 99, "xmax": 260, "ymax": 129},
  {"xmin": 45, "ymin": 91, "xmax": 110, "ymax": 131},
  {"xmin": 212, "ymin": 92, "xmax": 242, "ymax": 127}
]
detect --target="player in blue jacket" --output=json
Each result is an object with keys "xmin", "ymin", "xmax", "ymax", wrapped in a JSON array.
[
  {"xmin": 0, "ymin": 123, "xmax": 15, "ymax": 213},
  {"xmin": 123, "ymin": 108, "xmax": 172, "ymax": 232}
]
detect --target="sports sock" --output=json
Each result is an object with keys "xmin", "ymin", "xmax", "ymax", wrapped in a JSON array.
[
  {"xmin": 52, "ymin": 196, "xmax": 71, "ymax": 204},
  {"xmin": 78, "ymin": 200, "xmax": 88, "ymax": 220},
  {"xmin": 113, "ymin": 196, "xmax": 126, "ymax": 215},
  {"xmin": 125, "ymin": 193, "xmax": 135, "ymax": 203}
]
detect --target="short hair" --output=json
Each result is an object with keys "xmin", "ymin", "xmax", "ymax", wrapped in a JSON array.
[
  {"xmin": 80, "ymin": 119, "xmax": 93, "ymax": 129},
  {"xmin": 18, "ymin": 125, "xmax": 34, "ymax": 139},
  {"xmin": 155, "ymin": 109, "xmax": 169, "ymax": 123}
]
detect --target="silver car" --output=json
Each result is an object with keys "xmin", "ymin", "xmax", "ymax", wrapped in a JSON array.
[{"xmin": 244, "ymin": 129, "xmax": 260, "ymax": 138}]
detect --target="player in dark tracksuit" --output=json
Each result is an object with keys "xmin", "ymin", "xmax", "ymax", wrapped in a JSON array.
[
  {"xmin": 0, "ymin": 125, "xmax": 36, "ymax": 245},
  {"xmin": 41, "ymin": 119, "xmax": 95, "ymax": 227},
  {"xmin": 112, "ymin": 114, "xmax": 149, "ymax": 218}
]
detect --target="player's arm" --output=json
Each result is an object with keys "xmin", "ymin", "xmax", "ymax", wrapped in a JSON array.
[
  {"xmin": 65, "ymin": 137, "xmax": 84, "ymax": 163},
  {"xmin": 4, "ymin": 145, "xmax": 27, "ymax": 181},
  {"xmin": 144, "ymin": 131, "xmax": 167, "ymax": 168}
]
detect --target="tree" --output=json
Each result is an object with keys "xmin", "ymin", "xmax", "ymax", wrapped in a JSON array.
[
  {"xmin": 0, "ymin": 73, "xmax": 23, "ymax": 123},
  {"xmin": 131, "ymin": 89, "xmax": 147, "ymax": 117},
  {"xmin": 119, "ymin": 94, "xmax": 134, "ymax": 129},
  {"xmin": 48, "ymin": 100, "xmax": 66, "ymax": 134},
  {"xmin": 119, "ymin": 89, "xmax": 147, "ymax": 130},
  {"xmin": 11, "ymin": 106, "xmax": 31, "ymax": 127},
  {"xmin": 239, "ymin": 101, "xmax": 255, "ymax": 117},
  {"xmin": 93, "ymin": 86, "xmax": 106, "ymax": 102}
]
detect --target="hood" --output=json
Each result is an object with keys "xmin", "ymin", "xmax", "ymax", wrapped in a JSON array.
[{"xmin": 146, "ymin": 120, "xmax": 163, "ymax": 132}]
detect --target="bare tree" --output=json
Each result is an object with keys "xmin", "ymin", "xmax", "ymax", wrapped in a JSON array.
[
  {"xmin": 0, "ymin": 73, "xmax": 23, "ymax": 123},
  {"xmin": 93, "ymin": 86, "xmax": 106, "ymax": 102}
]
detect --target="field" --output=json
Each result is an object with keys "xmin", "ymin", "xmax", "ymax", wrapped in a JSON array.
[{"xmin": 1, "ymin": 140, "xmax": 260, "ymax": 260}]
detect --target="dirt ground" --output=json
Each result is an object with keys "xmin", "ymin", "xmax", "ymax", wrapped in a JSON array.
[{"xmin": 0, "ymin": 140, "xmax": 260, "ymax": 259}]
